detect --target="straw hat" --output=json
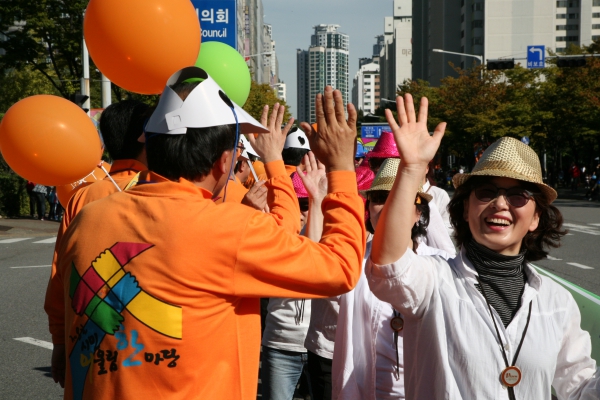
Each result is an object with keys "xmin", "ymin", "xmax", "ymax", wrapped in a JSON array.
[
  {"xmin": 362, "ymin": 158, "xmax": 433, "ymax": 203},
  {"xmin": 452, "ymin": 137, "xmax": 557, "ymax": 202},
  {"xmin": 367, "ymin": 130, "xmax": 400, "ymax": 159}
]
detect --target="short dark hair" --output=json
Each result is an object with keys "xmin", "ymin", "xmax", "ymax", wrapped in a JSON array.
[
  {"xmin": 282, "ymin": 147, "xmax": 310, "ymax": 167},
  {"xmin": 99, "ymin": 100, "xmax": 149, "ymax": 160},
  {"xmin": 448, "ymin": 176, "xmax": 567, "ymax": 261},
  {"xmin": 145, "ymin": 82, "xmax": 237, "ymax": 181}
]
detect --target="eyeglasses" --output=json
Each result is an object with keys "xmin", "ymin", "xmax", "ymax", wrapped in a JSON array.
[
  {"xmin": 298, "ymin": 198, "xmax": 309, "ymax": 212},
  {"xmin": 368, "ymin": 191, "xmax": 389, "ymax": 205},
  {"xmin": 473, "ymin": 185, "xmax": 536, "ymax": 208}
]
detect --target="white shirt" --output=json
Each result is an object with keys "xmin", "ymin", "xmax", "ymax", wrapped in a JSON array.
[
  {"xmin": 262, "ymin": 298, "xmax": 311, "ymax": 353},
  {"xmin": 304, "ymin": 296, "xmax": 340, "ymax": 358},
  {"xmin": 423, "ymin": 180, "xmax": 452, "ymax": 236},
  {"xmin": 366, "ymin": 247, "xmax": 600, "ymax": 399},
  {"xmin": 332, "ymin": 239, "xmax": 451, "ymax": 400}
]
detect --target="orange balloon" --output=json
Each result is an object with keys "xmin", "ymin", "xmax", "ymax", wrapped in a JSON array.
[
  {"xmin": 84, "ymin": 0, "xmax": 201, "ymax": 95},
  {"xmin": 0, "ymin": 95, "xmax": 102, "ymax": 186},
  {"xmin": 56, "ymin": 162, "xmax": 111, "ymax": 206}
]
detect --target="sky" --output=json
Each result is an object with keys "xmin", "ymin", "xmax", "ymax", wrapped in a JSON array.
[{"xmin": 262, "ymin": 0, "xmax": 393, "ymax": 119}]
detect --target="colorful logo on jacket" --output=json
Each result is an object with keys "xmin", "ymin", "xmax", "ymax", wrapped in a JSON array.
[{"xmin": 68, "ymin": 242, "xmax": 182, "ymax": 400}]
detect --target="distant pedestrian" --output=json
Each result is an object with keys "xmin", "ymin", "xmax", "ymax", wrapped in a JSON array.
[
  {"xmin": 31, "ymin": 183, "xmax": 47, "ymax": 220},
  {"xmin": 569, "ymin": 162, "xmax": 581, "ymax": 191},
  {"xmin": 26, "ymin": 181, "xmax": 36, "ymax": 218}
]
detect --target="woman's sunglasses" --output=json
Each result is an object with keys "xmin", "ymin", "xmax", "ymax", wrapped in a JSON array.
[
  {"xmin": 367, "ymin": 191, "xmax": 389, "ymax": 205},
  {"xmin": 473, "ymin": 185, "xmax": 536, "ymax": 208}
]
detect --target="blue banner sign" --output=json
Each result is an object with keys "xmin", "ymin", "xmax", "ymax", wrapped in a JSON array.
[
  {"xmin": 361, "ymin": 124, "xmax": 391, "ymax": 139},
  {"xmin": 190, "ymin": 0, "xmax": 237, "ymax": 49}
]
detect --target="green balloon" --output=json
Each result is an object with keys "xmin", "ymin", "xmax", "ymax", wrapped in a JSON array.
[{"xmin": 194, "ymin": 42, "xmax": 251, "ymax": 106}]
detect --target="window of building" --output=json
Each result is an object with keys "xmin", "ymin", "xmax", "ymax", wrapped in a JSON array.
[
  {"xmin": 461, "ymin": 30, "xmax": 465, "ymax": 38},
  {"xmin": 593, "ymin": 12, "xmax": 600, "ymax": 17},
  {"xmin": 556, "ymin": 24, "xmax": 578, "ymax": 30},
  {"xmin": 556, "ymin": 47, "xmax": 567, "ymax": 52},
  {"xmin": 471, "ymin": 37, "xmax": 484, "ymax": 45},
  {"xmin": 557, "ymin": 0, "xmax": 567, "ymax": 7},
  {"xmin": 364, "ymin": 74, "xmax": 371, "ymax": 78},
  {"xmin": 557, "ymin": 13, "xmax": 566, "ymax": 18},
  {"xmin": 568, "ymin": 13, "xmax": 579, "ymax": 18},
  {"xmin": 593, "ymin": 24, "xmax": 600, "ymax": 29},
  {"xmin": 569, "ymin": 0, "xmax": 580, "ymax": 6},
  {"xmin": 472, "ymin": 20, "xmax": 484, "ymax": 28},
  {"xmin": 556, "ymin": 35, "xmax": 579, "ymax": 41},
  {"xmin": 461, "ymin": 14, "xmax": 465, "ymax": 22},
  {"xmin": 594, "ymin": 0, "xmax": 600, "ymax": 6},
  {"xmin": 593, "ymin": 35, "xmax": 600, "ymax": 40},
  {"xmin": 471, "ymin": 3, "xmax": 483, "ymax": 11}
]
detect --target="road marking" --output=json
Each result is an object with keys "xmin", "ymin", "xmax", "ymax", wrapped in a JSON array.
[
  {"xmin": 0, "ymin": 238, "xmax": 30, "ymax": 244},
  {"xmin": 33, "ymin": 237, "xmax": 57, "ymax": 244},
  {"xmin": 10, "ymin": 265, "xmax": 51, "ymax": 269},
  {"xmin": 13, "ymin": 337, "xmax": 53, "ymax": 350},
  {"xmin": 563, "ymin": 223, "xmax": 600, "ymax": 236},
  {"xmin": 589, "ymin": 223, "xmax": 600, "ymax": 227},
  {"xmin": 546, "ymin": 256, "xmax": 563, "ymax": 261},
  {"xmin": 567, "ymin": 262, "xmax": 595, "ymax": 270}
]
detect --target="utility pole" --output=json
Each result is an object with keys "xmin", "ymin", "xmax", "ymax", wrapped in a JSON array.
[
  {"xmin": 101, "ymin": 73, "xmax": 111, "ymax": 109},
  {"xmin": 81, "ymin": 38, "xmax": 91, "ymax": 116}
]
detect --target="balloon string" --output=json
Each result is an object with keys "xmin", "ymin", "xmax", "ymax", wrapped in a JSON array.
[
  {"xmin": 100, "ymin": 164, "xmax": 122, "ymax": 192},
  {"xmin": 248, "ymin": 160, "xmax": 259, "ymax": 182}
]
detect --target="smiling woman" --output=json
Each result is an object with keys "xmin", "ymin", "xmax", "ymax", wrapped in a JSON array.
[{"xmin": 365, "ymin": 94, "xmax": 600, "ymax": 400}]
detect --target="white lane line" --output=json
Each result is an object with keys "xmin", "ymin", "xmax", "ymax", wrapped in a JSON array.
[
  {"xmin": 567, "ymin": 262, "xmax": 595, "ymax": 270},
  {"xmin": 13, "ymin": 337, "xmax": 53, "ymax": 350},
  {"xmin": 33, "ymin": 237, "xmax": 57, "ymax": 244},
  {"xmin": 10, "ymin": 265, "xmax": 51, "ymax": 269},
  {"xmin": 589, "ymin": 223, "xmax": 600, "ymax": 227},
  {"xmin": 0, "ymin": 238, "xmax": 31, "ymax": 244},
  {"xmin": 546, "ymin": 256, "xmax": 563, "ymax": 261},
  {"xmin": 563, "ymin": 223, "xmax": 600, "ymax": 236}
]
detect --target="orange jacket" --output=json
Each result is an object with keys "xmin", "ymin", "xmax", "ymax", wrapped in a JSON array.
[
  {"xmin": 45, "ymin": 159, "xmax": 146, "ymax": 345},
  {"xmin": 46, "ymin": 160, "xmax": 365, "ymax": 400},
  {"xmin": 214, "ymin": 176, "xmax": 248, "ymax": 204}
]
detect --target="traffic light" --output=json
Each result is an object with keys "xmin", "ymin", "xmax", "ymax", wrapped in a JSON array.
[
  {"xmin": 487, "ymin": 59, "xmax": 515, "ymax": 70},
  {"xmin": 556, "ymin": 57, "xmax": 587, "ymax": 68},
  {"xmin": 68, "ymin": 93, "xmax": 90, "ymax": 113}
]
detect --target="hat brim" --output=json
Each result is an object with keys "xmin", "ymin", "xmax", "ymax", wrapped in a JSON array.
[
  {"xmin": 367, "ymin": 152, "xmax": 400, "ymax": 159},
  {"xmin": 452, "ymin": 169, "xmax": 557, "ymax": 203}
]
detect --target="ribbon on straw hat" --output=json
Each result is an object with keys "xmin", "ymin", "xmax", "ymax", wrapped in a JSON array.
[
  {"xmin": 452, "ymin": 137, "xmax": 557, "ymax": 202},
  {"xmin": 367, "ymin": 130, "xmax": 400, "ymax": 159},
  {"xmin": 362, "ymin": 158, "xmax": 432, "ymax": 203}
]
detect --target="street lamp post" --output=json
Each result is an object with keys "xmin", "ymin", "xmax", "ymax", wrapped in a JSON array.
[{"xmin": 432, "ymin": 48, "xmax": 483, "ymax": 65}]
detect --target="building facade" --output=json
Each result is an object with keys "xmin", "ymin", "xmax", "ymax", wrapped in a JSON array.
[
  {"xmin": 379, "ymin": 0, "xmax": 413, "ymax": 102},
  {"xmin": 352, "ymin": 62, "xmax": 380, "ymax": 115},
  {"xmin": 297, "ymin": 24, "xmax": 349, "ymax": 122},
  {"xmin": 413, "ymin": 0, "xmax": 600, "ymax": 85}
]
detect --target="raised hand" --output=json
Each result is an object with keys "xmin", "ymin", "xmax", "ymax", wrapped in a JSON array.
[
  {"xmin": 300, "ymin": 86, "xmax": 357, "ymax": 173},
  {"xmin": 297, "ymin": 152, "xmax": 327, "ymax": 202},
  {"xmin": 241, "ymin": 181, "xmax": 268, "ymax": 211},
  {"xmin": 248, "ymin": 103, "xmax": 295, "ymax": 163},
  {"xmin": 385, "ymin": 94, "xmax": 446, "ymax": 169}
]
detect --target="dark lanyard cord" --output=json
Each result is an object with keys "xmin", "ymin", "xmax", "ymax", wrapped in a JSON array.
[
  {"xmin": 476, "ymin": 278, "xmax": 533, "ymax": 400},
  {"xmin": 392, "ymin": 308, "xmax": 400, "ymax": 378}
]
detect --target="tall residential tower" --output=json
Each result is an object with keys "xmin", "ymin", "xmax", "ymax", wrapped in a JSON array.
[{"xmin": 297, "ymin": 24, "xmax": 349, "ymax": 122}]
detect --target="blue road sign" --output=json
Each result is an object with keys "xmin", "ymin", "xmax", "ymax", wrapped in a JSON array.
[
  {"xmin": 190, "ymin": 0, "xmax": 237, "ymax": 50},
  {"xmin": 527, "ymin": 45, "xmax": 545, "ymax": 69},
  {"xmin": 361, "ymin": 124, "xmax": 391, "ymax": 139}
]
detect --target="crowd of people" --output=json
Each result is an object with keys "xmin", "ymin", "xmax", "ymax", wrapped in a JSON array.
[
  {"xmin": 44, "ymin": 67, "xmax": 600, "ymax": 400},
  {"xmin": 26, "ymin": 181, "xmax": 63, "ymax": 221}
]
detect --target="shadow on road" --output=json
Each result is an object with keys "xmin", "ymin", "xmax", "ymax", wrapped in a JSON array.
[{"xmin": 33, "ymin": 366, "xmax": 53, "ymax": 378}]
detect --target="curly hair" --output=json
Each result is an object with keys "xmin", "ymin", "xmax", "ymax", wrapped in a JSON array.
[
  {"xmin": 365, "ymin": 195, "xmax": 431, "ymax": 240},
  {"xmin": 448, "ymin": 176, "xmax": 567, "ymax": 261}
]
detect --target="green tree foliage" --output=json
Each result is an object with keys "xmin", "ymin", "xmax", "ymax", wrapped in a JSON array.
[
  {"xmin": 397, "ymin": 51, "xmax": 600, "ymax": 180},
  {"xmin": 243, "ymin": 81, "xmax": 292, "ymax": 123},
  {"xmin": 0, "ymin": 66, "xmax": 61, "ymax": 113}
]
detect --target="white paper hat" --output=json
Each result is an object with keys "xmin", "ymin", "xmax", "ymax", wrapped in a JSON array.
[
  {"xmin": 239, "ymin": 135, "xmax": 259, "ymax": 159},
  {"xmin": 284, "ymin": 127, "xmax": 311, "ymax": 150},
  {"xmin": 144, "ymin": 66, "xmax": 268, "ymax": 136}
]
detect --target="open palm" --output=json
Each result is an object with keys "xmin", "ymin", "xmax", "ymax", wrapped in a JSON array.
[{"xmin": 385, "ymin": 94, "xmax": 446, "ymax": 167}]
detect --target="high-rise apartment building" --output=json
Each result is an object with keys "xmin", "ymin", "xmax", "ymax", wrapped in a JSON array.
[
  {"xmin": 352, "ymin": 62, "xmax": 380, "ymax": 114},
  {"xmin": 297, "ymin": 24, "xmax": 349, "ymax": 122},
  {"xmin": 379, "ymin": 0, "xmax": 413, "ymax": 101},
  {"xmin": 413, "ymin": 0, "xmax": 600, "ymax": 85}
]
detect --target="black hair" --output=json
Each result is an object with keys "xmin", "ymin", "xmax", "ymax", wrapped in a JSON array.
[
  {"xmin": 145, "ymin": 82, "xmax": 237, "ymax": 181},
  {"xmin": 411, "ymin": 200, "xmax": 430, "ymax": 241},
  {"xmin": 282, "ymin": 147, "xmax": 310, "ymax": 167},
  {"xmin": 99, "ymin": 100, "xmax": 149, "ymax": 160},
  {"xmin": 448, "ymin": 176, "xmax": 567, "ymax": 261}
]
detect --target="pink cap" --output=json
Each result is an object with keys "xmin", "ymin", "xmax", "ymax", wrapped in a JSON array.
[
  {"xmin": 356, "ymin": 166, "xmax": 375, "ymax": 192},
  {"xmin": 367, "ymin": 130, "xmax": 400, "ymax": 159},
  {"xmin": 291, "ymin": 172, "xmax": 309, "ymax": 198}
]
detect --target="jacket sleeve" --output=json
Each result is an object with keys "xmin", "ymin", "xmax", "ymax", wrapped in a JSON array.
[
  {"xmin": 552, "ymin": 294, "xmax": 600, "ymax": 399},
  {"xmin": 366, "ymin": 249, "xmax": 444, "ymax": 319},
  {"xmin": 263, "ymin": 160, "xmax": 301, "ymax": 235},
  {"xmin": 233, "ymin": 170, "xmax": 366, "ymax": 298}
]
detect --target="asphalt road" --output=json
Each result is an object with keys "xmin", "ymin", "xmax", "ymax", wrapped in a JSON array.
[{"xmin": 0, "ymin": 198, "xmax": 599, "ymax": 399}]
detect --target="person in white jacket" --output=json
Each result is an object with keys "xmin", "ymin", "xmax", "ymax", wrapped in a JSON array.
[
  {"xmin": 366, "ymin": 94, "xmax": 600, "ymax": 400},
  {"xmin": 332, "ymin": 157, "xmax": 452, "ymax": 400}
]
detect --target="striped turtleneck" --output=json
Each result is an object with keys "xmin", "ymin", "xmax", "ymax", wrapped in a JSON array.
[{"xmin": 465, "ymin": 240, "xmax": 527, "ymax": 327}]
